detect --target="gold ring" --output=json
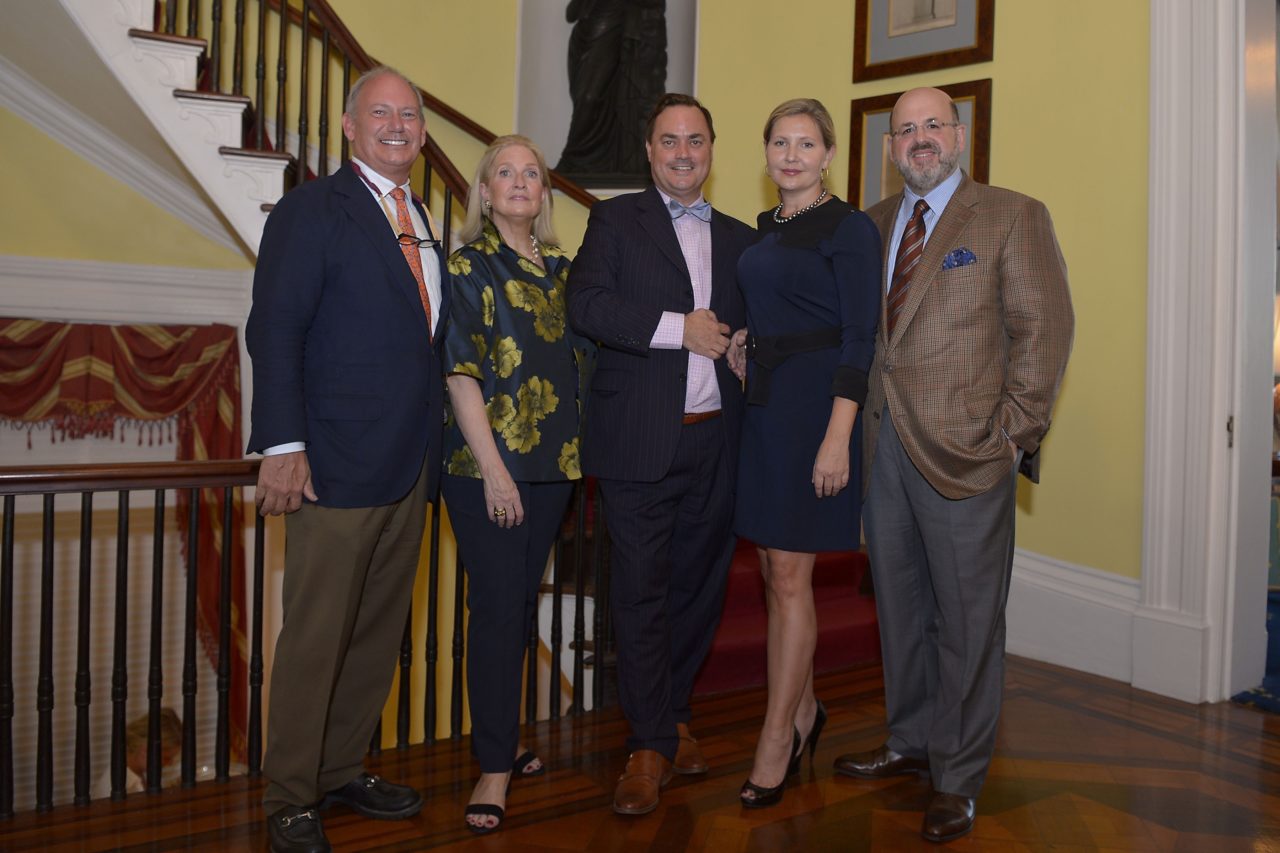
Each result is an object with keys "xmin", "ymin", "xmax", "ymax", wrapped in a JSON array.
[{"xmin": 494, "ymin": 508, "xmax": 507, "ymax": 518}]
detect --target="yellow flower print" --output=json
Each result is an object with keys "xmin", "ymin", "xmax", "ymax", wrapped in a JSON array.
[
  {"xmin": 557, "ymin": 438, "xmax": 581, "ymax": 479},
  {"xmin": 517, "ymin": 257, "xmax": 547, "ymax": 278},
  {"xmin": 542, "ymin": 244, "xmax": 564, "ymax": 260},
  {"xmin": 491, "ymin": 336, "xmax": 523, "ymax": 378},
  {"xmin": 486, "ymin": 393, "xmax": 516, "ymax": 433},
  {"xmin": 504, "ymin": 279, "xmax": 548, "ymax": 313},
  {"xmin": 501, "ymin": 410, "xmax": 541, "ymax": 454},
  {"xmin": 450, "ymin": 360, "xmax": 481, "ymax": 379},
  {"xmin": 470, "ymin": 333, "xmax": 488, "ymax": 365},
  {"xmin": 447, "ymin": 254, "xmax": 472, "ymax": 276},
  {"xmin": 481, "ymin": 286, "xmax": 495, "ymax": 326},
  {"xmin": 505, "ymin": 279, "xmax": 564, "ymax": 342},
  {"xmin": 480, "ymin": 227, "xmax": 501, "ymax": 255},
  {"xmin": 447, "ymin": 446, "xmax": 480, "ymax": 477},
  {"xmin": 516, "ymin": 377, "xmax": 558, "ymax": 421}
]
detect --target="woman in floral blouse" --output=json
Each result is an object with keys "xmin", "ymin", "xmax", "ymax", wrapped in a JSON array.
[{"xmin": 442, "ymin": 134, "xmax": 594, "ymax": 834}]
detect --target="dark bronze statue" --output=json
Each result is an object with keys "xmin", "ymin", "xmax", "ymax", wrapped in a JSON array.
[{"xmin": 557, "ymin": 0, "xmax": 667, "ymax": 186}]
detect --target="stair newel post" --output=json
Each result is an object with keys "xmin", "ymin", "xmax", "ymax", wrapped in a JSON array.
[
  {"xmin": 295, "ymin": 0, "xmax": 310, "ymax": 187},
  {"xmin": 146, "ymin": 490, "xmax": 166, "ymax": 793},
  {"xmin": 164, "ymin": 0, "xmax": 177, "ymax": 34},
  {"xmin": 73, "ymin": 493, "xmax": 92, "ymax": 806},
  {"xmin": 232, "ymin": 0, "xmax": 246, "ymax": 96},
  {"xmin": 274, "ymin": 0, "xmax": 288, "ymax": 156},
  {"xmin": 181, "ymin": 489, "xmax": 199, "ymax": 788},
  {"xmin": 570, "ymin": 482, "xmax": 587, "ymax": 715},
  {"xmin": 110, "ymin": 491, "xmax": 129, "ymax": 800},
  {"xmin": 423, "ymin": 504, "xmax": 440, "ymax": 745},
  {"xmin": 35, "ymin": 495, "xmax": 55, "ymax": 813},
  {"xmin": 316, "ymin": 28, "xmax": 330, "ymax": 177},
  {"xmin": 247, "ymin": 511, "xmax": 265, "ymax": 775},
  {"xmin": 254, "ymin": 0, "xmax": 266, "ymax": 149},
  {"xmin": 215, "ymin": 486, "xmax": 234, "ymax": 780},
  {"xmin": 340, "ymin": 58, "xmax": 351, "ymax": 163},
  {"xmin": 1, "ymin": 495, "xmax": 14, "ymax": 819},
  {"xmin": 210, "ymin": 0, "xmax": 224, "ymax": 94},
  {"xmin": 185, "ymin": 0, "xmax": 198, "ymax": 38}
]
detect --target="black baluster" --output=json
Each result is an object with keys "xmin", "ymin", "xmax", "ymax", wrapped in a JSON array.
[
  {"xmin": 396, "ymin": 605, "xmax": 411, "ymax": 749},
  {"xmin": 550, "ymin": 530, "xmax": 564, "ymax": 721},
  {"xmin": 164, "ymin": 0, "xmax": 177, "ymax": 34},
  {"xmin": 232, "ymin": 0, "xmax": 245, "ymax": 95},
  {"xmin": 216, "ymin": 486, "xmax": 233, "ymax": 779},
  {"xmin": 450, "ymin": 556, "xmax": 465, "ymax": 739},
  {"xmin": 524, "ymin": 590, "xmax": 537, "ymax": 725},
  {"xmin": 36, "ymin": 494, "xmax": 55, "ymax": 812},
  {"xmin": 110, "ymin": 491, "xmax": 129, "ymax": 800},
  {"xmin": 317, "ymin": 28, "xmax": 330, "ymax": 177},
  {"xmin": 423, "ymin": 506, "xmax": 440, "ymax": 745},
  {"xmin": 181, "ymin": 488, "xmax": 199, "ymax": 787},
  {"xmin": 275, "ymin": 0, "xmax": 287, "ymax": 154},
  {"xmin": 73, "ymin": 493, "xmax": 92, "ymax": 805},
  {"xmin": 368, "ymin": 719, "xmax": 381, "ymax": 757},
  {"xmin": 570, "ymin": 484, "xmax": 587, "ymax": 715},
  {"xmin": 442, "ymin": 188, "xmax": 454, "ymax": 249},
  {"xmin": 295, "ymin": 0, "xmax": 309, "ymax": 187},
  {"xmin": 254, "ymin": 0, "xmax": 266, "ymax": 148},
  {"xmin": 1, "ymin": 495, "xmax": 16, "ymax": 818},
  {"xmin": 591, "ymin": 490, "xmax": 607, "ymax": 710},
  {"xmin": 340, "ymin": 59, "xmax": 351, "ymax": 162},
  {"xmin": 147, "ymin": 490, "xmax": 165, "ymax": 794},
  {"xmin": 185, "ymin": 0, "xmax": 197, "ymax": 38},
  {"xmin": 210, "ymin": 0, "xmax": 224, "ymax": 92},
  {"xmin": 248, "ymin": 509, "xmax": 265, "ymax": 775}
]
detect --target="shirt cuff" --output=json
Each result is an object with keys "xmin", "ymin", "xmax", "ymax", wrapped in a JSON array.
[
  {"xmin": 262, "ymin": 442, "xmax": 306, "ymax": 456},
  {"xmin": 649, "ymin": 311, "xmax": 685, "ymax": 350}
]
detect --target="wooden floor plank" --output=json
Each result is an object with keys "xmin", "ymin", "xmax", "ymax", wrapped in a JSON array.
[{"xmin": 5, "ymin": 656, "xmax": 1280, "ymax": 851}]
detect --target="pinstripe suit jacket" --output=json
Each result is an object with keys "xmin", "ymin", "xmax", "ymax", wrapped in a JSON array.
[
  {"xmin": 863, "ymin": 173, "xmax": 1073, "ymax": 500},
  {"xmin": 568, "ymin": 187, "xmax": 754, "ymax": 482}
]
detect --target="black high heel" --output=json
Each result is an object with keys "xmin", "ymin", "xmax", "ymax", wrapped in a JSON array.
[
  {"xmin": 788, "ymin": 699, "xmax": 828, "ymax": 776},
  {"xmin": 740, "ymin": 730, "xmax": 800, "ymax": 809}
]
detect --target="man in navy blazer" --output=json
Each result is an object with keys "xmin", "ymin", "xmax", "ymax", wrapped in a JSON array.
[
  {"xmin": 245, "ymin": 67, "xmax": 448, "ymax": 853},
  {"xmin": 568, "ymin": 93, "xmax": 754, "ymax": 816}
]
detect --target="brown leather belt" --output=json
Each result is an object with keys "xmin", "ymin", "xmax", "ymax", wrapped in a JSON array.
[{"xmin": 682, "ymin": 410, "xmax": 721, "ymax": 426}]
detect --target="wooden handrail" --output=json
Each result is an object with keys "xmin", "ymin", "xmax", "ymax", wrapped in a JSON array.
[{"xmin": 0, "ymin": 460, "xmax": 260, "ymax": 496}]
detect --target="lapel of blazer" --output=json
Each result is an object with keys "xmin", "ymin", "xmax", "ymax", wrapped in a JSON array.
[
  {"xmin": 886, "ymin": 173, "xmax": 978, "ymax": 352},
  {"xmin": 336, "ymin": 164, "xmax": 431, "ymax": 336},
  {"xmin": 636, "ymin": 187, "xmax": 692, "ymax": 283}
]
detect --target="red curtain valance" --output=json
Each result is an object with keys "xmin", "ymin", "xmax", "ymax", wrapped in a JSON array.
[{"xmin": 0, "ymin": 317, "xmax": 248, "ymax": 762}]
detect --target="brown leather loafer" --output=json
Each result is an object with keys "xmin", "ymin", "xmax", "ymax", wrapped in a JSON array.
[
  {"xmin": 921, "ymin": 792, "xmax": 975, "ymax": 842},
  {"xmin": 673, "ymin": 723, "xmax": 709, "ymax": 775},
  {"xmin": 613, "ymin": 750, "xmax": 674, "ymax": 815},
  {"xmin": 833, "ymin": 744, "xmax": 929, "ymax": 779}
]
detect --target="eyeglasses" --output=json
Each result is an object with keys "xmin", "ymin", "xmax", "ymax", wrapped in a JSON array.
[
  {"xmin": 396, "ymin": 233, "xmax": 438, "ymax": 250},
  {"xmin": 889, "ymin": 120, "xmax": 962, "ymax": 139}
]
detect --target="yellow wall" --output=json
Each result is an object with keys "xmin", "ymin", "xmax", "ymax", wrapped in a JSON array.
[{"xmin": 0, "ymin": 107, "xmax": 252, "ymax": 269}]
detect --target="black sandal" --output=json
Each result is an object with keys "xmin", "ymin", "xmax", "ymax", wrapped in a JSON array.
[
  {"xmin": 512, "ymin": 750, "xmax": 546, "ymax": 778},
  {"xmin": 463, "ymin": 803, "xmax": 505, "ymax": 834}
]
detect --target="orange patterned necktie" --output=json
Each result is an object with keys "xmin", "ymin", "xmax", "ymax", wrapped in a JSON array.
[
  {"xmin": 389, "ymin": 187, "xmax": 433, "ymax": 340},
  {"xmin": 887, "ymin": 199, "xmax": 929, "ymax": 337}
]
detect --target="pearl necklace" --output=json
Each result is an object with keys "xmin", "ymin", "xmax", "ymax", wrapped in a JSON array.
[
  {"xmin": 529, "ymin": 234, "xmax": 541, "ymax": 260},
  {"xmin": 772, "ymin": 188, "xmax": 828, "ymax": 224}
]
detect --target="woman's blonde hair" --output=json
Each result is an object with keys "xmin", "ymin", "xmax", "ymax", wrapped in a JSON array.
[
  {"xmin": 458, "ymin": 134, "xmax": 559, "ymax": 246},
  {"xmin": 762, "ymin": 98, "xmax": 837, "ymax": 150}
]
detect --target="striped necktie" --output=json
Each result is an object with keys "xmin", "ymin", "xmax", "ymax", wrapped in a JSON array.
[
  {"xmin": 390, "ymin": 187, "xmax": 433, "ymax": 340},
  {"xmin": 887, "ymin": 199, "xmax": 929, "ymax": 337}
]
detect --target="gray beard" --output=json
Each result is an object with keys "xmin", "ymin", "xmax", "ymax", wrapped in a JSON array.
[{"xmin": 895, "ymin": 149, "xmax": 961, "ymax": 195}]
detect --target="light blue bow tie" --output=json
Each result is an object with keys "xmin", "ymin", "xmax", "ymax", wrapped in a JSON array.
[{"xmin": 667, "ymin": 198, "xmax": 712, "ymax": 223}]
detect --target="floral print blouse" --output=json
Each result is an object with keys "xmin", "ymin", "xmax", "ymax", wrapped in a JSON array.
[{"xmin": 442, "ymin": 219, "xmax": 595, "ymax": 482}]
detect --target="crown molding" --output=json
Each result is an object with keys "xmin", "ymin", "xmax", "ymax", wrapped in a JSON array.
[{"xmin": 0, "ymin": 54, "xmax": 245, "ymax": 256}]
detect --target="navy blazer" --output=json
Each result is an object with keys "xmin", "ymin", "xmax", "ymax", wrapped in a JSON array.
[
  {"xmin": 567, "ymin": 187, "xmax": 754, "ymax": 483},
  {"xmin": 246, "ymin": 163, "xmax": 450, "ymax": 508}
]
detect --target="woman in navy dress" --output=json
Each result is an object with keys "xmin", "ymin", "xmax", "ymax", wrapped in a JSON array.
[{"xmin": 732, "ymin": 99, "xmax": 882, "ymax": 807}]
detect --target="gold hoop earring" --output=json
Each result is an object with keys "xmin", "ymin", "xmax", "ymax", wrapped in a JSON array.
[{"xmin": 820, "ymin": 167, "xmax": 829, "ymax": 182}]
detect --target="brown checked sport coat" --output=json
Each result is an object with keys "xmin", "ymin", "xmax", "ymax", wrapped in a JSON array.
[{"xmin": 863, "ymin": 173, "xmax": 1074, "ymax": 500}]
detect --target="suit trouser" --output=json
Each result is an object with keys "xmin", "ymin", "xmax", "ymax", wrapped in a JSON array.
[
  {"xmin": 863, "ymin": 408, "xmax": 1018, "ymax": 799},
  {"xmin": 262, "ymin": 458, "xmax": 429, "ymax": 813},
  {"xmin": 598, "ymin": 417, "xmax": 736, "ymax": 760},
  {"xmin": 441, "ymin": 474, "xmax": 573, "ymax": 773}
]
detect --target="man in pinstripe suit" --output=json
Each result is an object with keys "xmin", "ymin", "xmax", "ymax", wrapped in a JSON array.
[
  {"xmin": 832, "ymin": 87, "xmax": 1073, "ymax": 843},
  {"xmin": 568, "ymin": 93, "xmax": 754, "ymax": 816}
]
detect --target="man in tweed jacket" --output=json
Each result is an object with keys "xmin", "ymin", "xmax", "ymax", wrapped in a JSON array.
[{"xmin": 833, "ymin": 87, "xmax": 1073, "ymax": 843}]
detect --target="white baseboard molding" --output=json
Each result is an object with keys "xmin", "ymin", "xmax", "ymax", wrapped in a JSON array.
[{"xmin": 1006, "ymin": 549, "xmax": 1141, "ymax": 684}]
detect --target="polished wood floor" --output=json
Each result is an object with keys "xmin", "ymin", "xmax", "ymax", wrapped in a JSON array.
[{"xmin": 5, "ymin": 657, "xmax": 1280, "ymax": 851}]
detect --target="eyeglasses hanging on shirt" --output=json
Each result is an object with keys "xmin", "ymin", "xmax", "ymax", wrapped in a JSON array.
[{"xmin": 395, "ymin": 232, "xmax": 439, "ymax": 250}]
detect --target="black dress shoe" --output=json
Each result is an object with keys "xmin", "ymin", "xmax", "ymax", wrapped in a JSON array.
[
  {"xmin": 267, "ymin": 805, "xmax": 330, "ymax": 853},
  {"xmin": 833, "ymin": 744, "xmax": 929, "ymax": 779},
  {"xmin": 921, "ymin": 792, "xmax": 976, "ymax": 842},
  {"xmin": 323, "ymin": 773, "xmax": 423, "ymax": 820}
]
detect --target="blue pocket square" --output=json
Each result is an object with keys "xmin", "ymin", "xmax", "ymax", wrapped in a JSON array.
[{"xmin": 942, "ymin": 248, "xmax": 977, "ymax": 269}]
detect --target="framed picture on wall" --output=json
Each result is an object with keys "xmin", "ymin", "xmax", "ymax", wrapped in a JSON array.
[
  {"xmin": 847, "ymin": 78, "xmax": 991, "ymax": 210},
  {"xmin": 853, "ymin": 0, "xmax": 995, "ymax": 82}
]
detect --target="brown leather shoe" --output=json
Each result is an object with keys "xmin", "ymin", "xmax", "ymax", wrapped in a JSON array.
[
  {"xmin": 833, "ymin": 744, "xmax": 929, "ymax": 779},
  {"xmin": 673, "ymin": 723, "xmax": 709, "ymax": 775},
  {"xmin": 921, "ymin": 792, "xmax": 975, "ymax": 842},
  {"xmin": 612, "ymin": 750, "xmax": 674, "ymax": 815}
]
